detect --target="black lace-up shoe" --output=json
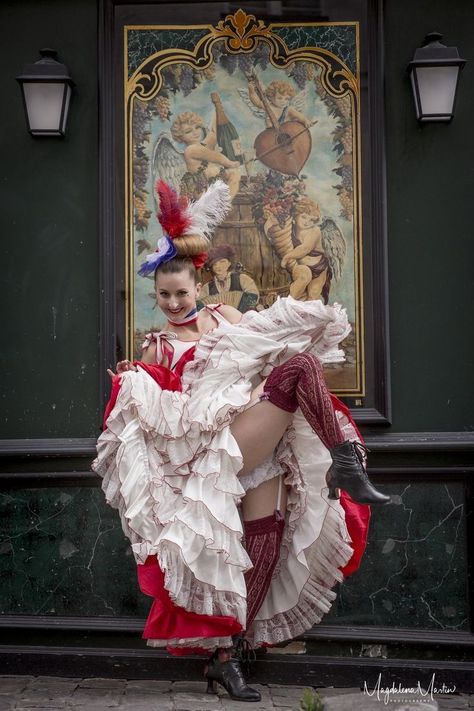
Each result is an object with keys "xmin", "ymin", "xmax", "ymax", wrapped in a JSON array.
[{"xmin": 326, "ymin": 440, "xmax": 391, "ymax": 505}]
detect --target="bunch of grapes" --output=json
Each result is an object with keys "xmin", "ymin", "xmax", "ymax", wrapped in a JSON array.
[
  {"xmin": 252, "ymin": 43, "xmax": 270, "ymax": 70},
  {"xmin": 170, "ymin": 65, "xmax": 183, "ymax": 82},
  {"xmin": 340, "ymin": 164, "xmax": 353, "ymax": 191},
  {"xmin": 332, "ymin": 126, "xmax": 346, "ymax": 155},
  {"xmin": 251, "ymin": 173, "xmax": 307, "ymax": 227},
  {"xmin": 202, "ymin": 65, "xmax": 216, "ymax": 81},
  {"xmin": 289, "ymin": 61, "xmax": 308, "ymax": 89},
  {"xmin": 304, "ymin": 62, "xmax": 316, "ymax": 81},
  {"xmin": 338, "ymin": 94, "xmax": 352, "ymax": 121},
  {"xmin": 150, "ymin": 95, "xmax": 171, "ymax": 121},
  {"xmin": 134, "ymin": 192, "xmax": 152, "ymax": 232},
  {"xmin": 161, "ymin": 66, "xmax": 180, "ymax": 93},
  {"xmin": 180, "ymin": 64, "xmax": 195, "ymax": 96},
  {"xmin": 238, "ymin": 53, "xmax": 254, "ymax": 77},
  {"xmin": 219, "ymin": 52, "xmax": 239, "ymax": 75},
  {"xmin": 133, "ymin": 154, "xmax": 149, "ymax": 191},
  {"xmin": 133, "ymin": 100, "xmax": 149, "ymax": 136},
  {"xmin": 338, "ymin": 187, "xmax": 353, "ymax": 220},
  {"xmin": 270, "ymin": 196, "xmax": 295, "ymax": 226},
  {"xmin": 341, "ymin": 125, "xmax": 353, "ymax": 154}
]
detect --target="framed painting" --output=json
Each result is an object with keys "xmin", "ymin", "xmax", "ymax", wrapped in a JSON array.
[{"xmin": 99, "ymin": 0, "xmax": 390, "ymax": 424}]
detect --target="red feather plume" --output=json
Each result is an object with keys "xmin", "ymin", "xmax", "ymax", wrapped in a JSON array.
[{"xmin": 155, "ymin": 180, "xmax": 191, "ymax": 239}]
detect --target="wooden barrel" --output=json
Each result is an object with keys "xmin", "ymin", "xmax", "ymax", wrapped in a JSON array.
[{"xmin": 209, "ymin": 187, "xmax": 290, "ymax": 307}]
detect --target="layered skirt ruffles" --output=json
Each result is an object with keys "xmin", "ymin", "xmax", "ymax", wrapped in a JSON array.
[{"xmin": 92, "ymin": 296, "xmax": 370, "ymax": 650}]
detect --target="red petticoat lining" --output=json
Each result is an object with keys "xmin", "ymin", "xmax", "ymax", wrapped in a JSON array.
[
  {"xmin": 101, "ymin": 361, "xmax": 370, "ymax": 653},
  {"xmin": 137, "ymin": 557, "xmax": 242, "ymax": 656}
]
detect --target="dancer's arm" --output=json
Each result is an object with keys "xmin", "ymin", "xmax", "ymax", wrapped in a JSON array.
[{"xmin": 215, "ymin": 303, "xmax": 243, "ymax": 324}]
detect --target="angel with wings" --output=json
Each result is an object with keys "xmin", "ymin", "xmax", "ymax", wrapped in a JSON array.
[
  {"xmin": 267, "ymin": 196, "xmax": 346, "ymax": 305},
  {"xmin": 152, "ymin": 110, "xmax": 241, "ymax": 201},
  {"xmin": 240, "ymin": 77, "xmax": 312, "ymax": 129}
]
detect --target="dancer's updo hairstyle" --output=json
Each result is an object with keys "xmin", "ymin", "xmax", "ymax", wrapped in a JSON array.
[
  {"xmin": 154, "ymin": 234, "xmax": 209, "ymax": 284},
  {"xmin": 138, "ymin": 179, "xmax": 232, "ymax": 284}
]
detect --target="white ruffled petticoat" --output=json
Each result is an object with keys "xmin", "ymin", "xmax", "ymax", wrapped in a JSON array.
[{"xmin": 92, "ymin": 296, "xmax": 359, "ymax": 649}]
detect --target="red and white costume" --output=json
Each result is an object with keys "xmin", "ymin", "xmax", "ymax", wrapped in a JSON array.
[{"xmin": 92, "ymin": 297, "xmax": 370, "ymax": 654}]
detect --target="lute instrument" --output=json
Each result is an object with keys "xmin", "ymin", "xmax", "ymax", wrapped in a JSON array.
[{"xmin": 250, "ymin": 71, "xmax": 313, "ymax": 176}]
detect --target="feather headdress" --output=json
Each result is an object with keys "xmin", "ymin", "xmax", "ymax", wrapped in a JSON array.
[
  {"xmin": 138, "ymin": 179, "xmax": 232, "ymax": 276},
  {"xmin": 155, "ymin": 180, "xmax": 191, "ymax": 239},
  {"xmin": 183, "ymin": 180, "xmax": 232, "ymax": 241}
]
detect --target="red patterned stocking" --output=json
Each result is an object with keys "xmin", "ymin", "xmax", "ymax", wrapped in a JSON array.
[
  {"xmin": 263, "ymin": 353, "xmax": 345, "ymax": 450},
  {"xmin": 243, "ymin": 510, "xmax": 285, "ymax": 630}
]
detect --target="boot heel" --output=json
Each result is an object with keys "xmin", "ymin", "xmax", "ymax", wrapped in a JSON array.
[
  {"xmin": 206, "ymin": 678, "xmax": 218, "ymax": 695},
  {"xmin": 326, "ymin": 469, "xmax": 340, "ymax": 499}
]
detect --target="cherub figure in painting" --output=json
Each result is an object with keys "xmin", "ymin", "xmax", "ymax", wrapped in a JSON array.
[
  {"xmin": 242, "ymin": 77, "xmax": 312, "ymax": 128},
  {"xmin": 152, "ymin": 111, "xmax": 241, "ymax": 201},
  {"xmin": 265, "ymin": 196, "xmax": 346, "ymax": 305}
]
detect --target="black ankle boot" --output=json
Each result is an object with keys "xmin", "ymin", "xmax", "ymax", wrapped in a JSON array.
[
  {"xmin": 326, "ymin": 440, "xmax": 391, "ymax": 505},
  {"xmin": 204, "ymin": 644, "xmax": 261, "ymax": 702}
]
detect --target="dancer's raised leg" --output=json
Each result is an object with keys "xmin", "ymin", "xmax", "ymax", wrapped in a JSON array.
[{"xmin": 230, "ymin": 353, "xmax": 390, "ymax": 504}]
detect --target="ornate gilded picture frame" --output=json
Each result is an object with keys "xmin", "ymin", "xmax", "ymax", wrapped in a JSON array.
[{"xmin": 99, "ymin": 0, "xmax": 390, "ymax": 424}]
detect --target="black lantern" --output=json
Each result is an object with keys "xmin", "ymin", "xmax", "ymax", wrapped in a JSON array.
[
  {"xmin": 407, "ymin": 33, "xmax": 466, "ymax": 123},
  {"xmin": 16, "ymin": 49, "xmax": 75, "ymax": 136}
]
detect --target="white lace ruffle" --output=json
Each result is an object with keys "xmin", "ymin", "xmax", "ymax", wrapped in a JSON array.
[{"xmin": 92, "ymin": 296, "xmax": 356, "ymax": 648}]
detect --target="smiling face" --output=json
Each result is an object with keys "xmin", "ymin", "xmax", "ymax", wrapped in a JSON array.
[
  {"xmin": 179, "ymin": 122, "xmax": 204, "ymax": 145},
  {"xmin": 155, "ymin": 269, "xmax": 202, "ymax": 322}
]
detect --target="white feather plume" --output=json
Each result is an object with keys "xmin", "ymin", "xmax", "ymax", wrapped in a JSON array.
[{"xmin": 183, "ymin": 180, "xmax": 232, "ymax": 241}]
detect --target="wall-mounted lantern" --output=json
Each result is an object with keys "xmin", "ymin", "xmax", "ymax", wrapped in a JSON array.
[
  {"xmin": 16, "ymin": 49, "xmax": 75, "ymax": 136},
  {"xmin": 407, "ymin": 33, "xmax": 466, "ymax": 122}
]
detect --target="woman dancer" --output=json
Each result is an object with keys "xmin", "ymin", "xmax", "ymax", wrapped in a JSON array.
[{"xmin": 93, "ymin": 180, "xmax": 389, "ymax": 703}]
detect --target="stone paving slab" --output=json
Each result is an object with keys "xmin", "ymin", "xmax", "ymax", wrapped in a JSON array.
[
  {"xmin": 0, "ymin": 679, "xmax": 34, "ymax": 695},
  {"xmin": 77, "ymin": 679, "xmax": 127, "ymax": 690},
  {"xmin": 124, "ymin": 680, "xmax": 172, "ymax": 694},
  {"xmin": 320, "ymin": 690, "xmax": 438, "ymax": 710},
  {"xmin": 0, "ymin": 676, "xmax": 471, "ymax": 710}
]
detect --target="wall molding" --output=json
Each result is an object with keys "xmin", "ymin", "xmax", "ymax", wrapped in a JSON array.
[
  {"xmin": 1, "ymin": 432, "xmax": 473, "ymax": 460},
  {"xmin": 0, "ymin": 616, "xmax": 472, "ymax": 648},
  {"xmin": 0, "ymin": 645, "xmax": 472, "ymax": 691},
  {"xmin": 0, "ymin": 438, "xmax": 96, "ymax": 458}
]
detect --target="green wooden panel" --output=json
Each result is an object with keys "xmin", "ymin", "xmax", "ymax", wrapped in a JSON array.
[
  {"xmin": 0, "ymin": 0, "xmax": 99, "ymax": 438},
  {"xmin": 384, "ymin": 0, "xmax": 474, "ymax": 431}
]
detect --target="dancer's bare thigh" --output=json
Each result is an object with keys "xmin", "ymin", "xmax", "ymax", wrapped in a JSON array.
[
  {"xmin": 241, "ymin": 475, "xmax": 288, "ymax": 521},
  {"xmin": 230, "ymin": 400, "xmax": 292, "ymax": 476}
]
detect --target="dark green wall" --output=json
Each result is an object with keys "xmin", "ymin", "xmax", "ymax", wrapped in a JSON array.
[
  {"xmin": 0, "ymin": 0, "xmax": 99, "ymax": 438},
  {"xmin": 384, "ymin": 0, "xmax": 474, "ymax": 432},
  {"xmin": 1, "ymin": 0, "xmax": 473, "ymax": 440}
]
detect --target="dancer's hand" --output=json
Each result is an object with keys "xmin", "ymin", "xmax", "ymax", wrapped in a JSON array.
[{"xmin": 107, "ymin": 360, "xmax": 137, "ymax": 379}]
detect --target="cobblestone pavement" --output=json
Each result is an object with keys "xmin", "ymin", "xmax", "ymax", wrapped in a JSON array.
[{"xmin": 0, "ymin": 676, "xmax": 472, "ymax": 710}]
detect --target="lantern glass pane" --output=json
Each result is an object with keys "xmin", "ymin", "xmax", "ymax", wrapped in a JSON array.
[
  {"xmin": 23, "ymin": 82, "xmax": 66, "ymax": 133},
  {"xmin": 410, "ymin": 71, "xmax": 422, "ymax": 119},
  {"xmin": 415, "ymin": 66, "xmax": 459, "ymax": 119},
  {"xmin": 60, "ymin": 85, "xmax": 72, "ymax": 133}
]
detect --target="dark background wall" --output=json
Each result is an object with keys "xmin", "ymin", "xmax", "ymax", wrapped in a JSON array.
[
  {"xmin": 384, "ymin": 0, "xmax": 474, "ymax": 432},
  {"xmin": 1, "ymin": 2, "xmax": 473, "ymax": 440},
  {"xmin": 0, "ymin": 0, "xmax": 99, "ymax": 439},
  {"xmin": 0, "ymin": 0, "xmax": 472, "ymax": 675}
]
